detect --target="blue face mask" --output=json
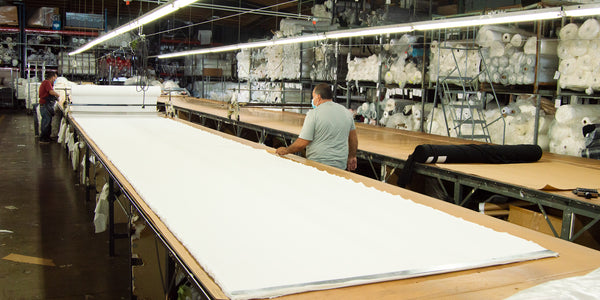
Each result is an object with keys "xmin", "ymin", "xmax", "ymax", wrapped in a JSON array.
[{"xmin": 311, "ymin": 98, "xmax": 317, "ymax": 109}]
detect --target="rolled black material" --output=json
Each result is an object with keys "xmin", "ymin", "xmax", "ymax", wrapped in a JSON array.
[
  {"xmin": 583, "ymin": 124, "xmax": 600, "ymax": 148},
  {"xmin": 581, "ymin": 146, "xmax": 600, "ymax": 159},
  {"xmin": 397, "ymin": 144, "xmax": 543, "ymax": 187}
]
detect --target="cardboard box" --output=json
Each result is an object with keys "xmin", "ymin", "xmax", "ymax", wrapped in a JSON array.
[
  {"xmin": 203, "ymin": 68, "xmax": 223, "ymax": 77},
  {"xmin": 437, "ymin": 4, "xmax": 458, "ymax": 15},
  {"xmin": 132, "ymin": 220, "xmax": 168, "ymax": 299},
  {"xmin": 0, "ymin": 6, "xmax": 18, "ymax": 26},
  {"xmin": 27, "ymin": 7, "xmax": 59, "ymax": 28}
]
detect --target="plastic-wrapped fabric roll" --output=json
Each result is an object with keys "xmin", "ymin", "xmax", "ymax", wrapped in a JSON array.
[
  {"xmin": 570, "ymin": 40, "xmax": 589, "ymax": 57},
  {"xmin": 502, "ymin": 33, "xmax": 512, "ymax": 43},
  {"xmin": 500, "ymin": 72, "xmax": 509, "ymax": 85},
  {"xmin": 492, "ymin": 72, "xmax": 501, "ymax": 83},
  {"xmin": 499, "ymin": 56, "xmax": 509, "ymax": 67},
  {"xmin": 524, "ymin": 37, "xmax": 537, "ymax": 55},
  {"xmin": 525, "ymin": 54, "xmax": 536, "ymax": 67},
  {"xmin": 476, "ymin": 28, "xmax": 503, "ymax": 47},
  {"xmin": 490, "ymin": 41, "xmax": 505, "ymax": 57},
  {"xmin": 384, "ymin": 71, "xmax": 394, "ymax": 84},
  {"xmin": 578, "ymin": 18, "xmax": 600, "ymax": 40},
  {"xmin": 524, "ymin": 71, "xmax": 535, "ymax": 84},
  {"xmin": 559, "ymin": 23, "xmax": 579, "ymax": 40},
  {"xmin": 505, "ymin": 43, "xmax": 516, "ymax": 56},
  {"xmin": 511, "ymin": 34, "xmax": 524, "ymax": 47},
  {"xmin": 576, "ymin": 54, "xmax": 593, "ymax": 72},
  {"xmin": 557, "ymin": 41, "xmax": 572, "ymax": 59},
  {"xmin": 508, "ymin": 73, "xmax": 517, "ymax": 85},
  {"xmin": 555, "ymin": 104, "xmax": 600, "ymax": 124},
  {"xmin": 510, "ymin": 51, "xmax": 524, "ymax": 66},
  {"xmin": 491, "ymin": 56, "xmax": 499, "ymax": 67},
  {"xmin": 516, "ymin": 73, "xmax": 525, "ymax": 85},
  {"xmin": 559, "ymin": 57, "xmax": 577, "ymax": 75}
]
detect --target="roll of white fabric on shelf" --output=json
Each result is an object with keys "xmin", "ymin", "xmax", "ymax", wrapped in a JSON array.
[
  {"xmin": 502, "ymin": 33, "xmax": 512, "ymax": 43},
  {"xmin": 570, "ymin": 40, "xmax": 589, "ymax": 57},
  {"xmin": 492, "ymin": 72, "xmax": 501, "ymax": 82},
  {"xmin": 559, "ymin": 57, "xmax": 577, "ymax": 75},
  {"xmin": 559, "ymin": 23, "xmax": 579, "ymax": 40},
  {"xmin": 525, "ymin": 54, "xmax": 536, "ymax": 67},
  {"xmin": 510, "ymin": 34, "xmax": 524, "ymax": 47},
  {"xmin": 524, "ymin": 37, "xmax": 537, "ymax": 55},
  {"xmin": 557, "ymin": 41, "xmax": 572, "ymax": 59},
  {"xmin": 505, "ymin": 43, "xmax": 516, "ymax": 56},
  {"xmin": 578, "ymin": 18, "xmax": 600, "ymax": 40},
  {"xmin": 490, "ymin": 41, "xmax": 505, "ymax": 57},
  {"xmin": 524, "ymin": 71, "xmax": 536, "ymax": 84},
  {"xmin": 576, "ymin": 54, "xmax": 593, "ymax": 72},
  {"xmin": 508, "ymin": 73, "xmax": 517, "ymax": 85},
  {"xmin": 499, "ymin": 56, "xmax": 509, "ymax": 67},
  {"xmin": 476, "ymin": 28, "xmax": 503, "ymax": 47}
]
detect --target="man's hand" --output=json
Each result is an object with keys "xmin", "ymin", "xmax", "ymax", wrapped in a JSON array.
[
  {"xmin": 347, "ymin": 156, "xmax": 357, "ymax": 171},
  {"xmin": 276, "ymin": 147, "xmax": 288, "ymax": 155}
]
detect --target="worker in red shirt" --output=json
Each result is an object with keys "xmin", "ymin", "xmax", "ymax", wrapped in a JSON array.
[{"xmin": 38, "ymin": 71, "xmax": 60, "ymax": 143}]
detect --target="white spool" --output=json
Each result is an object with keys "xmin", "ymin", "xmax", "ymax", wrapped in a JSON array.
[
  {"xmin": 502, "ymin": 33, "xmax": 512, "ymax": 43},
  {"xmin": 570, "ymin": 39, "xmax": 589, "ymax": 57},
  {"xmin": 557, "ymin": 41, "xmax": 572, "ymax": 60}
]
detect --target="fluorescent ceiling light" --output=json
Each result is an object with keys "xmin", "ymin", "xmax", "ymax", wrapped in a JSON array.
[
  {"xmin": 414, "ymin": 7, "xmax": 562, "ymax": 31},
  {"xmin": 326, "ymin": 25, "xmax": 413, "ymax": 39},
  {"xmin": 70, "ymin": 0, "xmax": 198, "ymax": 56},
  {"xmin": 564, "ymin": 3, "xmax": 600, "ymax": 17},
  {"xmin": 272, "ymin": 34, "xmax": 326, "ymax": 45},
  {"xmin": 157, "ymin": 4, "xmax": 600, "ymax": 59}
]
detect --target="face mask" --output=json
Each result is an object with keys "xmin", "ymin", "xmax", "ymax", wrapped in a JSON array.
[{"xmin": 311, "ymin": 98, "xmax": 317, "ymax": 109}]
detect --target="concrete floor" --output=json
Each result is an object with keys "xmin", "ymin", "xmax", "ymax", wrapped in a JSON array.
[{"xmin": 0, "ymin": 111, "xmax": 129, "ymax": 299}]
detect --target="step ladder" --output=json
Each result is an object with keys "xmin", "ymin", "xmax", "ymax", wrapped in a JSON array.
[{"xmin": 431, "ymin": 44, "xmax": 505, "ymax": 144}]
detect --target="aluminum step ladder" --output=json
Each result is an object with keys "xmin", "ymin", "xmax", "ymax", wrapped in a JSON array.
[{"xmin": 431, "ymin": 44, "xmax": 505, "ymax": 144}]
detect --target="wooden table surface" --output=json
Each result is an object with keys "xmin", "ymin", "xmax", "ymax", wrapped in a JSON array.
[
  {"xmin": 68, "ymin": 110, "xmax": 600, "ymax": 299},
  {"xmin": 161, "ymin": 96, "xmax": 600, "ymax": 201}
]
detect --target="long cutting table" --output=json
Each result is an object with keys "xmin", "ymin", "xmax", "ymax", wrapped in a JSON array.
[
  {"xmin": 63, "ymin": 109, "xmax": 600, "ymax": 300},
  {"xmin": 158, "ymin": 96, "xmax": 600, "ymax": 242}
]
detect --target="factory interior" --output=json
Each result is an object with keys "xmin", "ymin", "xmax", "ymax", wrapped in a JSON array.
[{"xmin": 1, "ymin": 0, "xmax": 600, "ymax": 299}]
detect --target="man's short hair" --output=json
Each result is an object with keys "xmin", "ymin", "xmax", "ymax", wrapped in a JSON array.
[
  {"xmin": 313, "ymin": 83, "xmax": 333, "ymax": 100},
  {"xmin": 45, "ymin": 71, "xmax": 57, "ymax": 79}
]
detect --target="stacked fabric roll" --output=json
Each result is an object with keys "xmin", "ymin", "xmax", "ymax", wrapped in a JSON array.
[
  {"xmin": 310, "ymin": 44, "xmax": 335, "ymax": 81},
  {"xmin": 237, "ymin": 50, "xmax": 251, "ymax": 80},
  {"xmin": 264, "ymin": 43, "xmax": 301, "ymax": 80},
  {"xmin": 383, "ymin": 34, "xmax": 423, "ymax": 87},
  {"xmin": 428, "ymin": 41, "xmax": 480, "ymax": 84},
  {"xmin": 549, "ymin": 104, "xmax": 600, "ymax": 156},
  {"xmin": 484, "ymin": 96, "xmax": 552, "ymax": 149},
  {"xmin": 557, "ymin": 19, "xmax": 600, "ymax": 94},
  {"xmin": 346, "ymin": 54, "xmax": 381, "ymax": 82},
  {"xmin": 476, "ymin": 26, "xmax": 536, "ymax": 85}
]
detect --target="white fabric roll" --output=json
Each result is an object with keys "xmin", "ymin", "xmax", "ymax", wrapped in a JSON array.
[
  {"xmin": 576, "ymin": 54, "xmax": 593, "ymax": 72},
  {"xmin": 505, "ymin": 43, "xmax": 516, "ymax": 56},
  {"xmin": 490, "ymin": 41, "xmax": 505, "ymax": 57},
  {"xmin": 525, "ymin": 54, "xmax": 536, "ymax": 66},
  {"xmin": 557, "ymin": 41, "xmax": 572, "ymax": 59},
  {"xmin": 559, "ymin": 57, "xmax": 577, "ymax": 75},
  {"xmin": 500, "ymin": 72, "xmax": 509, "ymax": 85},
  {"xmin": 524, "ymin": 37, "xmax": 537, "ymax": 55},
  {"xmin": 508, "ymin": 73, "xmax": 517, "ymax": 85},
  {"xmin": 502, "ymin": 33, "xmax": 512, "ymax": 43},
  {"xmin": 476, "ymin": 28, "xmax": 502, "ymax": 47},
  {"xmin": 559, "ymin": 23, "xmax": 579, "ymax": 40},
  {"xmin": 569, "ymin": 39, "xmax": 589, "ymax": 57},
  {"xmin": 510, "ymin": 52, "xmax": 524, "ymax": 66},
  {"xmin": 492, "ymin": 72, "xmax": 501, "ymax": 83},
  {"xmin": 578, "ymin": 18, "xmax": 600, "ymax": 40},
  {"xmin": 510, "ymin": 34, "xmax": 524, "ymax": 47},
  {"xmin": 491, "ymin": 56, "xmax": 499, "ymax": 67},
  {"xmin": 499, "ymin": 56, "xmax": 509, "ymax": 67},
  {"xmin": 524, "ymin": 71, "xmax": 535, "ymax": 84}
]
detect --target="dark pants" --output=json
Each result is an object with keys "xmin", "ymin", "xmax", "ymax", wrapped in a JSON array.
[{"xmin": 40, "ymin": 103, "xmax": 53, "ymax": 141}]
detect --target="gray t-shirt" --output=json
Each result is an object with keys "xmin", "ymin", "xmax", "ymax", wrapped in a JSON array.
[{"xmin": 299, "ymin": 101, "xmax": 356, "ymax": 169}]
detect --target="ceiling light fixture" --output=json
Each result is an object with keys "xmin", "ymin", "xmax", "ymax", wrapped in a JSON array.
[
  {"xmin": 70, "ymin": 0, "xmax": 198, "ymax": 56},
  {"xmin": 157, "ymin": 3, "xmax": 599, "ymax": 59}
]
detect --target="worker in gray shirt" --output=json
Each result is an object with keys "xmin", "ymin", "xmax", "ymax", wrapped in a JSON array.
[{"xmin": 276, "ymin": 83, "xmax": 358, "ymax": 171}]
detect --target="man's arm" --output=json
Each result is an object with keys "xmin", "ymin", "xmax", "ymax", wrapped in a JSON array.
[
  {"xmin": 49, "ymin": 89, "xmax": 60, "ymax": 97},
  {"xmin": 276, "ymin": 138, "xmax": 310, "ymax": 155},
  {"xmin": 347, "ymin": 129, "xmax": 358, "ymax": 171}
]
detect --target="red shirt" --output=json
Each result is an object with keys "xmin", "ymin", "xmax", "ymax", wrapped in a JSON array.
[{"xmin": 39, "ymin": 79, "xmax": 54, "ymax": 104}]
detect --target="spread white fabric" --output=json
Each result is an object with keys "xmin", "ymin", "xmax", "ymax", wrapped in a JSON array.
[{"xmin": 72, "ymin": 110, "xmax": 556, "ymax": 299}]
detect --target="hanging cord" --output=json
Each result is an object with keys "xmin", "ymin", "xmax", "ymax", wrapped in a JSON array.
[{"xmin": 134, "ymin": 27, "xmax": 149, "ymax": 108}]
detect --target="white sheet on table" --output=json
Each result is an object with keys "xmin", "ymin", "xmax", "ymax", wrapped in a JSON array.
[
  {"xmin": 72, "ymin": 113, "xmax": 556, "ymax": 300},
  {"xmin": 70, "ymin": 85, "xmax": 161, "ymax": 113}
]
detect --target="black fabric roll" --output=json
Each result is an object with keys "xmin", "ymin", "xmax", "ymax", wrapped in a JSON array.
[
  {"xmin": 397, "ymin": 144, "xmax": 543, "ymax": 187},
  {"xmin": 581, "ymin": 146, "xmax": 600, "ymax": 159}
]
